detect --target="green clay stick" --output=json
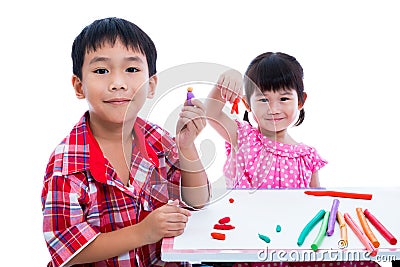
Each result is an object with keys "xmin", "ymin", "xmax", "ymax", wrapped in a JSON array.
[
  {"xmin": 311, "ymin": 211, "xmax": 330, "ymax": 251},
  {"xmin": 258, "ymin": 233, "xmax": 271, "ymax": 243},
  {"xmin": 297, "ymin": 209, "xmax": 326, "ymax": 246}
]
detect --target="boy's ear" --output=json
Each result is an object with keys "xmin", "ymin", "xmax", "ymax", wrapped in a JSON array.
[
  {"xmin": 72, "ymin": 75, "xmax": 85, "ymax": 99},
  {"xmin": 147, "ymin": 75, "xmax": 158, "ymax": 99},
  {"xmin": 298, "ymin": 92, "xmax": 307, "ymax": 110}
]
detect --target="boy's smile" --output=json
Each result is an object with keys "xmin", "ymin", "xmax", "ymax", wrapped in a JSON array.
[
  {"xmin": 103, "ymin": 97, "xmax": 133, "ymax": 105},
  {"xmin": 72, "ymin": 39, "xmax": 157, "ymax": 128}
]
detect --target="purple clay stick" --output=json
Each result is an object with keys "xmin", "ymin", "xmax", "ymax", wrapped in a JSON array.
[
  {"xmin": 326, "ymin": 198, "xmax": 340, "ymax": 236},
  {"xmin": 186, "ymin": 87, "xmax": 195, "ymax": 106}
]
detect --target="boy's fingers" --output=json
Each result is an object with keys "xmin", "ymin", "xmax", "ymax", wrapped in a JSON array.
[
  {"xmin": 164, "ymin": 201, "xmax": 192, "ymax": 217},
  {"xmin": 179, "ymin": 111, "xmax": 206, "ymax": 132},
  {"xmin": 167, "ymin": 199, "xmax": 179, "ymax": 206},
  {"xmin": 168, "ymin": 213, "xmax": 190, "ymax": 223},
  {"xmin": 182, "ymin": 120, "xmax": 195, "ymax": 132},
  {"xmin": 192, "ymin": 116, "xmax": 206, "ymax": 131},
  {"xmin": 186, "ymin": 98, "xmax": 205, "ymax": 110},
  {"xmin": 179, "ymin": 207, "xmax": 192, "ymax": 217},
  {"xmin": 165, "ymin": 229, "xmax": 185, "ymax": 238}
]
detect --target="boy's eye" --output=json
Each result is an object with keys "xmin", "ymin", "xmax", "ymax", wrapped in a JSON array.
[
  {"xmin": 280, "ymin": 97, "xmax": 290, "ymax": 101},
  {"xmin": 94, "ymin": 68, "xmax": 109, "ymax": 74},
  {"xmin": 126, "ymin": 67, "xmax": 139, "ymax": 73}
]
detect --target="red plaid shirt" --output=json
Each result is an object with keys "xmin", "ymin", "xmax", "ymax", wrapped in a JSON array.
[{"xmin": 42, "ymin": 112, "xmax": 191, "ymax": 267}]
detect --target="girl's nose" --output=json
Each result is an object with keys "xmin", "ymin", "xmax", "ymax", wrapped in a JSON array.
[{"xmin": 267, "ymin": 101, "xmax": 280, "ymax": 114}]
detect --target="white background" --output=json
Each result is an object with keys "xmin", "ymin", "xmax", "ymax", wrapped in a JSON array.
[{"xmin": 1, "ymin": 0, "xmax": 399, "ymax": 266}]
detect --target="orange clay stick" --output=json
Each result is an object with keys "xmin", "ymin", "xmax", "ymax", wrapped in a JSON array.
[
  {"xmin": 356, "ymin": 208, "xmax": 380, "ymax": 248},
  {"xmin": 241, "ymin": 97, "xmax": 251, "ymax": 111},
  {"xmin": 337, "ymin": 211, "xmax": 348, "ymax": 245}
]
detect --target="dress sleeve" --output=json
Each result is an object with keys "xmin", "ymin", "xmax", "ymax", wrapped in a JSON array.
[
  {"xmin": 41, "ymin": 175, "xmax": 99, "ymax": 267},
  {"xmin": 308, "ymin": 148, "xmax": 328, "ymax": 173}
]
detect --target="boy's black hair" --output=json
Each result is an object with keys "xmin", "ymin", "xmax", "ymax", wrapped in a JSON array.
[
  {"xmin": 244, "ymin": 52, "xmax": 305, "ymax": 126},
  {"xmin": 71, "ymin": 17, "xmax": 157, "ymax": 79}
]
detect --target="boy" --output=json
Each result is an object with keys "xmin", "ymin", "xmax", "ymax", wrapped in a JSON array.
[{"xmin": 41, "ymin": 17, "xmax": 210, "ymax": 267}]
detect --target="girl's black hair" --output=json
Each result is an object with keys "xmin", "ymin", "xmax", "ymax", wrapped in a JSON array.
[
  {"xmin": 71, "ymin": 17, "xmax": 157, "ymax": 80},
  {"xmin": 243, "ymin": 52, "xmax": 305, "ymax": 126}
]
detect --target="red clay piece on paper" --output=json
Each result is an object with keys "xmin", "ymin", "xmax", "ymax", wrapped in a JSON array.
[
  {"xmin": 218, "ymin": 216, "xmax": 231, "ymax": 224},
  {"xmin": 211, "ymin": 232, "xmax": 226, "ymax": 240},
  {"xmin": 214, "ymin": 224, "xmax": 235, "ymax": 230}
]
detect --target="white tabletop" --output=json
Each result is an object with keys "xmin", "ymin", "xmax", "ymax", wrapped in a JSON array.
[{"xmin": 162, "ymin": 187, "xmax": 400, "ymax": 262}]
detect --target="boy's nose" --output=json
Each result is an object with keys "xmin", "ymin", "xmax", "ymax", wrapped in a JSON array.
[
  {"xmin": 109, "ymin": 75, "xmax": 128, "ymax": 91},
  {"xmin": 110, "ymin": 84, "xmax": 127, "ymax": 91}
]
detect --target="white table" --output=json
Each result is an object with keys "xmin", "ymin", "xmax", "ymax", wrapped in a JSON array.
[{"xmin": 162, "ymin": 187, "xmax": 400, "ymax": 263}]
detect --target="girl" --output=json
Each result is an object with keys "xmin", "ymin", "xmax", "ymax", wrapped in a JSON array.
[{"xmin": 205, "ymin": 52, "xmax": 380, "ymax": 267}]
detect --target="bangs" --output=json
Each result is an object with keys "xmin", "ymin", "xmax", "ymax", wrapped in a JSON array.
[
  {"xmin": 84, "ymin": 23, "xmax": 146, "ymax": 55},
  {"xmin": 249, "ymin": 55, "xmax": 299, "ymax": 93}
]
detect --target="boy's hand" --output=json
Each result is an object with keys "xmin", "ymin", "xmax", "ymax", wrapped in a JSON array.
[
  {"xmin": 176, "ymin": 98, "xmax": 206, "ymax": 149},
  {"xmin": 217, "ymin": 69, "xmax": 243, "ymax": 104},
  {"xmin": 139, "ymin": 200, "xmax": 191, "ymax": 244}
]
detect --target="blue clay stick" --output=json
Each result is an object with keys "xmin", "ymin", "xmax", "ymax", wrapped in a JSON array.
[
  {"xmin": 311, "ymin": 211, "xmax": 330, "ymax": 251},
  {"xmin": 326, "ymin": 199, "xmax": 340, "ymax": 236},
  {"xmin": 258, "ymin": 233, "xmax": 271, "ymax": 243},
  {"xmin": 297, "ymin": 209, "xmax": 326, "ymax": 246}
]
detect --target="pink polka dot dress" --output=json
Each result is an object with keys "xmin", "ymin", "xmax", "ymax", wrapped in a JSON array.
[
  {"xmin": 223, "ymin": 120, "xmax": 327, "ymax": 189},
  {"xmin": 224, "ymin": 120, "xmax": 380, "ymax": 267}
]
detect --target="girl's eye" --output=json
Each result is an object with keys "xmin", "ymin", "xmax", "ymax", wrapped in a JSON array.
[
  {"xmin": 94, "ymin": 68, "xmax": 109, "ymax": 74},
  {"xmin": 258, "ymin": 98, "xmax": 268, "ymax": 103},
  {"xmin": 126, "ymin": 67, "xmax": 139, "ymax": 73}
]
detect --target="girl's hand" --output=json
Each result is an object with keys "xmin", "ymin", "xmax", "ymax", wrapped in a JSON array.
[
  {"xmin": 138, "ymin": 200, "xmax": 192, "ymax": 245},
  {"xmin": 176, "ymin": 98, "xmax": 207, "ymax": 149},
  {"xmin": 217, "ymin": 69, "xmax": 243, "ymax": 104}
]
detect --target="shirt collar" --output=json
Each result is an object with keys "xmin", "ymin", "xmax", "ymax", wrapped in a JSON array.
[
  {"xmin": 133, "ymin": 117, "xmax": 160, "ymax": 168},
  {"xmin": 62, "ymin": 112, "xmax": 160, "ymax": 183}
]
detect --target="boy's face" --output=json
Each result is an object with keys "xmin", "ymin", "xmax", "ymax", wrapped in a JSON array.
[{"xmin": 72, "ymin": 39, "xmax": 156, "ymax": 126}]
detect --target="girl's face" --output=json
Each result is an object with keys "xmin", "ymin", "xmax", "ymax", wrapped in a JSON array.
[{"xmin": 249, "ymin": 88, "xmax": 305, "ymax": 137}]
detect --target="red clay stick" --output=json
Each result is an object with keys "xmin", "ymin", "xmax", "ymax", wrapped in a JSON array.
[{"xmin": 364, "ymin": 209, "xmax": 397, "ymax": 245}]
